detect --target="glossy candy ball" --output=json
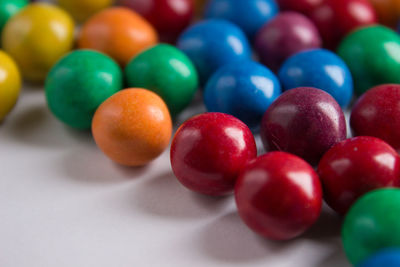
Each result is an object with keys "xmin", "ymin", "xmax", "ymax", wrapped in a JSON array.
[
  {"xmin": 261, "ymin": 87, "xmax": 347, "ymax": 165},
  {"xmin": 359, "ymin": 249, "xmax": 400, "ymax": 267},
  {"xmin": 235, "ymin": 152, "xmax": 322, "ymax": 240},
  {"xmin": 351, "ymin": 84, "xmax": 400, "ymax": 150},
  {"xmin": 57, "ymin": 0, "xmax": 113, "ymax": 23},
  {"xmin": 118, "ymin": 0, "xmax": 194, "ymax": 42},
  {"xmin": 2, "ymin": 3, "xmax": 75, "ymax": 83},
  {"xmin": 255, "ymin": 12, "xmax": 322, "ymax": 72},
  {"xmin": 177, "ymin": 19, "xmax": 252, "ymax": 85},
  {"xmin": 309, "ymin": 0, "xmax": 377, "ymax": 49},
  {"xmin": 338, "ymin": 25, "xmax": 400, "ymax": 95},
  {"xmin": 275, "ymin": 0, "xmax": 322, "ymax": 14},
  {"xmin": 46, "ymin": 50, "xmax": 123, "ymax": 129},
  {"xmin": 204, "ymin": 0, "xmax": 279, "ymax": 39},
  {"xmin": 0, "ymin": 0, "xmax": 28, "ymax": 33},
  {"xmin": 368, "ymin": 0, "xmax": 400, "ymax": 27},
  {"xmin": 278, "ymin": 49, "xmax": 353, "ymax": 107},
  {"xmin": 342, "ymin": 189, "xmax": 400, "ymax": 265},
  {"xmin": 318, "ymin": 136, "xmax": 400, "ymax": 215},
  {"xmin": 204, "ymin": 61, "xmax": 281, "ymax": 130},
  {"xmin": 0, "ymin": 51, "xmax": 21, "ymax": 121},
  {"xmin": 78, "ymin": 7, "xmax": 158, "ymax": 66},
  {"xmin": 171, "ymin": 113, "xmax": 257, "ymax": 196},
  {"xmin": 92, "ymin": 88, "xmax": 172, "ymax": 166},
  {"xmin": 125, "ymin": 44, "xmax": 198, "ymax": 117}
]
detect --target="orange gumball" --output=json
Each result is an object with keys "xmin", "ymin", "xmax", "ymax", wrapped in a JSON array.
[
  {"xmin": 92, "ymin": 88, "xmax": 172, "ymax": 167},
  {"xmin": 368, "ymin": 0, "xmax": 400, "ymax": 27},
  {"xmin": 78, "ymin": 7, "xmax": 158, "ymax": 66}
]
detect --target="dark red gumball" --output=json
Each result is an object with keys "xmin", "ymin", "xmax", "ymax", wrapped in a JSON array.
[
  {"xmin": 118, "ymin": 0, "xmax": 194, "ymax": 42},
  {"xmin": 275, "ymin": 0, "xmax": 323, "ymax": 14},
  {"xmin": 318, "ymin": 136, "xmax": 400, "ymax": 215},
  {"xmin": 351, "ymin": 84, "xmax": 400, "ymax": 151},
  {"xmin": 170, "ymin": 112, "xmax": 257, "ymax": 196},
  {"xmin": 235, "ymin": 152, "xmax": 322, "ymax": 240},
  {"xmin": 309, "ymin": 0, "xmax": 377, "ymax": 49}
]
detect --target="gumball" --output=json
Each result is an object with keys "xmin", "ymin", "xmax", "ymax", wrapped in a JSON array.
[
  {"xmin": 204, "ymin": 0, "xmax": 279, "ymax": 38},
  {"xmin": 278, "ymin": 49, "xmax": 353, "ymax": 107},
  {"xmin": 309, "ymin": 0, "xmax": 377, "ymax": 49},
  {"xmin": 92, "ymin": 89, "xmax": 172, "ymax": 166},
  {"xmin": 204, "ymin": 61, "xmax": 281, "ymax": 130},
  {"xmin": 368, "ymin": 0, "xmax": 400, "ymax": 27},
  {"xmin": 318, "ymin": 136, "xmax": 400, "ymax": 215},
  {"xmin": 0, "ymin": 0, "xmax": 28, "ymax": 33},
  {"xmin": 351, "ymin": 84, "xmax": 400, "ymax": 150},
  {"xmin": 117, "ymin": 0, "xmax": 194, "ymax": 42},
  {"xmin": 46, "ymin": 50, "xmax": 123, "ymax": 129},
  {"xmin": 170, "ymin": 113, "xmax": 257, "ymax": 196},
  {"xmin": 57, "ymin": 0, "xmax": 113, "ymax": 23},
  {"xmin": 2, "ymin": 3, "xmax": 75, "ymax": 83},
  {"xmin": 275, "ymin": 0, "xmax": 322, "ymax": 14},
  {"xmin": 78, "ymin": 7, "xmax": 158, "ymax": 66},
  {"xmin": 261, "ymin": 87, "xmax": 347, "ymax": 165},
  {"xmin": 0, "ymin": 51, "xmax": 21, "ymax": 121},
  {"xmin": 177, "ymin": 19, "xmax": 251, "ymax": 85},
  {"xmin": 342, "ymin": 189, "xmax": 400, "ymax": 265},
  {"xmin": 125, "ymin": 44, "xmax": 198, "ymax": 117},
  {"xmin": 255, "ymin": 12, "xmax": 322, "ymax": 72},
  {"xmin": 338, "ymin": 25, "xmax": 400, "ymax": 95},
  {"xmin": 235, "ymin": 152, "xmax": 322, "ymax": 240},
  {"xmin": 359, "ymin": 249, "xmax": 400, "ymax": 267}
]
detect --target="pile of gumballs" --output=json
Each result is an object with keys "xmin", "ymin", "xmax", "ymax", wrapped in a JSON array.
[{"xmin": 2, "ymin": 0, "xmax": 400, "ymax": 266}]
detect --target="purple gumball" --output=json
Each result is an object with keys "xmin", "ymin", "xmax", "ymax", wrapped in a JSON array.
[
  {"xmin": 255, "ymin": 12, "xmax": 322, "ymax": 72},
  {"xmin": 261, "ymin": 87, "xmax": 346, "ymax": 165}
]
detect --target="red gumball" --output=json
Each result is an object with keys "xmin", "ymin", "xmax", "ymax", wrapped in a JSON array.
[
  {"xmin": 318, "ymin": 136, "xmax": 400, "ymax": 215},
  {"xmin": 309, "ymin": 0, "xmax": 377, "ymax": 49},
  {"xmin": 118, "ymin": 0, "xmax": 194, "ymax": 42},
  {"xmin": 170, "ymin": 113, "xmax": 257, "ymax": 196},
  {"xmin": 275, "ymin": 0, "xmax": 323, "ymax": 14},
  {"xmin": 351, "ymin": 84, "xmax": 400, "ymax": 151},
  {"xmin": 235, "ymin": 152, "xmax": 322, "ymax": 240}
]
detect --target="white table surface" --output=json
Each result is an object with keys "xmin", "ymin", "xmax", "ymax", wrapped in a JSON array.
[{"xmin": 0, "ymin": 86, "xmax": 352, "ymax": 267}]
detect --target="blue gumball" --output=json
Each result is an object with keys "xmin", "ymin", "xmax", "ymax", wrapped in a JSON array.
[
  {"xmin": 278, "ymin": 49, "xmax": 353, "ymax": 107},
  {"xmin": 204, "ymin": 60, "xmax": 281, "ymax": 130},
  {"xmin": 177, "ymin": 19, "xmax": 252, "ymax": 85},
  {"xmin": 358, "ymin": 249, "xmax": 400, "ymax": 267},
  {"xmin": 204, "ymin": 0, "xmax": 279, "ymax": 39}
]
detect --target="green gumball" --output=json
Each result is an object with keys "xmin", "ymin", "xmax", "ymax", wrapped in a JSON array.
[
  {"xmin": 46, "ymin": 50, "xmax": 122, "ymax": 129},
  {"xmin": 337, "ymin": 25, "xmax": 400, "ymax": 95},
  {"xmin": 0, "ymin": 0, "xmax": 28, "ymax": 34},
  {"xmin": 125, "ymin": 44, "xmax": 199, "ymax": 117},
  {"xmin": 342, "ymin": 188, "xmax": 400, "ymax": 266}
]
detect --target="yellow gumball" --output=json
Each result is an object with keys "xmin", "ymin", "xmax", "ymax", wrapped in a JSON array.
[
  {"xmin": 0, "ymin": 51, "xmax": 21, "ymax": 121},
  {"xmin": 2, "ymin": 3, "xmax": 75, "ymax": 83},
  {"xmin": 57, "ymin": 0, "xmax": 113, "ymax": 23}
]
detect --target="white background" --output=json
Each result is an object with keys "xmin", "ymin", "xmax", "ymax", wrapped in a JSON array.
[{"xmin": 0, "ymin": 86, "xmax": 352, "ymax": 267}]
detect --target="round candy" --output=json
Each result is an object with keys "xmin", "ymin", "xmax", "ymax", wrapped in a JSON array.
[
  {"xmin": 0, "ymin": 51, "xmax": 21, "ymax": 121},
  {"xmin": 309, "ymin": 0, "xmax": 377, "ymax": 49},
  {"xmin": 177, "ymin": 19, "xmax": 251, "ymax": 85},
  {"xmin": 117, "ymin": 0, "xmax": 194, "ymax": 42},
  {"xmin": 204, "ymin": 61, "xmax": 281, "ymax": 130},
  {"xmin": 46, "ymin": 50, "xmax": 123, "ymax": 129},
  {"xmin": 318, "ymin": 136, "xmax": 400, "ymax": 215},
  {"xmin": 170, "ymin": 112, "xmax": 257, "ymax": 196},
  {"xmin": 57, "ymin": 0, "xmax": 112, "ymax": 23},
  {"xmin": 125, "ymin": 44, "xmax": 198, "ymax": 117},
  {"xmin": 2, "ymin": 3, "xmax": 75, "ymax": 83},
  {"xmin": 0, "ymin": 0, "xmax": 28, "ymax": 33},
  {"xmin": 261, "ymin": 87, "xmax": 347, "ymax": 165},
  {"xmin": 342, "ymin": 189, "xmax": 400, "ymax": 265},
  {"xmin": 368, "ymin": 0, "xmax": 400, "ymax": 27},
  {"xmin": 204, "ymin": 0, "xmax": 279, "ymax": 39},
  {"xmin": 235, "ymin": 152, "xmax": 322, "ymax": 240},
  {"xmin": 351, "ymin": 84, "xmax": 400, "ymax": 150},
  {"xmin": 255, "ymin": 12, "xmax": 322, "ymax": 72},
  {"xmin": 359, "ymin": 249, "xmax": 400, "ymax": 267},
  {"xmin": 278, "ymin": 49, "xmax": 353, "ymax": 107},
  {"xmin": 337, "ymin": 25, "xmax": 400, "ymax": 95},
  {"xmin": 92, "ymin": 88, "xmax": 172, "ymax": 166},
  {"xmin": 78, "ymin": 7, "xmax": 158, "ymax": 66},
  {"xmin": 275, "ymin": 0, "xmax": 322, "ymax": 14}
]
